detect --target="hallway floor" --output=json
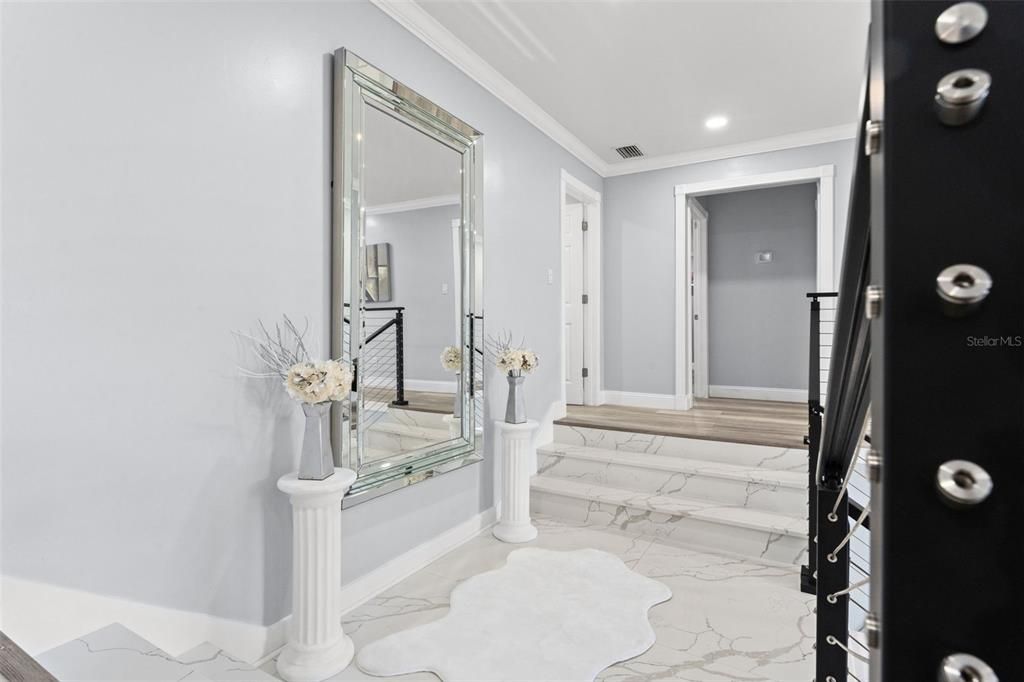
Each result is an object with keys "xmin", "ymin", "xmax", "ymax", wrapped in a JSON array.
[
  {"xmin": 559, "ymin": 398, "xmax": 807, "ymax": 449},
  {"xmin": 264, "ymin": 515, "xmax": 814, "ymax": 681}
]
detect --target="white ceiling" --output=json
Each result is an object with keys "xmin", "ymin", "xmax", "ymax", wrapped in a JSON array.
[{"xmin": 397, "ymin": 0, "xmax": 870, "ymax": 175}]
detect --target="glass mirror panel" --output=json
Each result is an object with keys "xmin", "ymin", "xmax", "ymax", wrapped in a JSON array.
[{"xmin": 331, "ymin": 50, "xmax": 483, "ymax": 505}]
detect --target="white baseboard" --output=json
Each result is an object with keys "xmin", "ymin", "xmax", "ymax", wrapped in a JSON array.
[
  {"xmin": 709, "ymin": 385, "xmax": 808, "ymax": 403},
  {"xmin": 601, "ymin": 390, "xmax": 681, "ymax": 410},
  {"xmin": 1, "ymin": 508, "xmax": 496, "ymax": 664},
  {"xmin": 405, "ymin": 379, "xmax": 456, "ymax": 393}
]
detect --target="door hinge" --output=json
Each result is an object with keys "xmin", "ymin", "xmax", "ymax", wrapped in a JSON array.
[
  {"xmin": 582, "ymin": 294, "xmax": 589, "ymax": 304},
  {"xmin": 582, "ymin": 367, "xmax": 589, "ymax": 378},
  {"xmin": 581, "ymin": 220, "xmax": 589, "ymax": 232}
]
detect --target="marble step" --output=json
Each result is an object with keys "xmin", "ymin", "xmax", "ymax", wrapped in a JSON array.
[
  {"xmin": 37, "ymin": 624, "xmax": 213, "ymax": 681},
  {"xmin": 531, "ymin": 476, "xmax": 808, "ymax": 565},
  {"xmin": 176, "ymin": 642, "xmax": 278, "ymax": 681},
  {"xmin": 552, "ymin": 423, "xmax": 807, "ymax": 472},
  {"xmin": 537, "ymin": 443, "xmax": 806, "ymax": 515},
  {"xmin": 37, "ymin": 624, "xmax": 274, "ymax": 682}
]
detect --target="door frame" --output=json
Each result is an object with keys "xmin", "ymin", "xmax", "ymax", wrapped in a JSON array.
[
  {"xmin": 559, "ymin": 169, "xmax": 603, "ymax": 410},
  {"xmin": 689, "ymin": 199, "xmax": 710, "ymax": 399},
  {"xmin": 673, "ymin": 164, "xmax": 835, "ymax": 410}
]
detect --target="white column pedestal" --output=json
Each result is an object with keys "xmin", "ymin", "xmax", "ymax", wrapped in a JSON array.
[
  {"xmin": 493, "ymin": 420, "xmax": 539, "ymax": 544},
  {"xmin": 276, "ymin": 468, "xmax": 357, "ymax": 682}
]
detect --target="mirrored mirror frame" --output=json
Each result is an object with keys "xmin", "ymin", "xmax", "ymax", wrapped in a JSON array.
[{"xmin": 331, "ymin": 49, "xmax": 484, "ymax": 506}]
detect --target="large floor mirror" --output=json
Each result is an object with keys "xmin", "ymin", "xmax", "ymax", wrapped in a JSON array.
[{"xmin": 331, "ymin": 49, "xmax": 484, "ymax": 505}]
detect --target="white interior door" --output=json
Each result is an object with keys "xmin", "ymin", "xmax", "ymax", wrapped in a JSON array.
[
  {"xmin": 690, "ymin": 200, "xmax": 710, "ymax": 399},
  {"xmin": 562, "ymin": 202, "xmax": 585, "ymax": 405}
]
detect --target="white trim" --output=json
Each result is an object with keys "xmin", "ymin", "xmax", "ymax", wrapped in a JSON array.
[
  {"xmin": 370, "ymin": 0, "xmax": 606, "ymax": 175},
  {"xmin": 674, "ymin": 165, "xmax": 835, "ymax": 411},
  {"xmin": 1, "ymin": 508, "xmax": 496, "ymax": 663},
  {"xmin": 405, "ymin": 378, "xmax": 457, "ymax": 393},
  {"xmin": 709, "ymin": 385, "xmax": 808, "ymax": 403},
  {"xmin": 559, "ymin": 170, "xmax": 603, "ymax": 408},
  {"xmin": 605, "ymin": 125, "xmax": 856, "ymax": 177},
  {"xmin": 365, "ymin": 194, "xmax": 460, "ymax": 216},
  {"xmin": 601, "ymin": 390, "xmax": 680, "ymax": 410}
]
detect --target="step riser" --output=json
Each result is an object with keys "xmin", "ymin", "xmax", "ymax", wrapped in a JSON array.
[
  {"xmin": 532, "ymin": 490, "xmax": 808, "ymax": 566},
  {"xmin": 537, "ymin": 452, "xmax": 806, "ymax": 516},
  {"xmin": 553, "ymin": 424, "xmax": 807, "ymax": 472}
]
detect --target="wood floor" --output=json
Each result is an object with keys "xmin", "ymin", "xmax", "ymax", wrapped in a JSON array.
[
  {"xmin": 558, "ymin": 398, "xmax": 808, "ymax": 449},
  {"xmin": 394, "ymin": 389, "xmax": 454, "ymax": 414}
]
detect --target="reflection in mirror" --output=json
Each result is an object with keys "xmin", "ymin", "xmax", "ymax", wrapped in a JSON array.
[
  {"xmin": 359, "ymin": 103, "xmax": 463, "ymax": 469},
  {"xmin": 332, "ymin": 49, "xmax": 483, "ymax": 504}
]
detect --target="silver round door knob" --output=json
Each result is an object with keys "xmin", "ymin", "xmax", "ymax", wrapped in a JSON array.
[
  {"xmin": 939, "ymin": 652, "xmax": 997, "ymax": 682},
  {"xmin": 935, "ymin": 2, "xmax": 989, "ymax": 44},
  {"xmin": 937, "ymin": 460, "xmax": 993, "ymax": 506},
  {"xmin": 936, "ymin": 264, "xmax": 991, "ymax": 316}
]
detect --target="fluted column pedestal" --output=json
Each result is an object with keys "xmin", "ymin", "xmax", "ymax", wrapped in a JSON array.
[
  {"xmin": 276, "ymin": 468, "xmax": 356, "ymax": 682},
  {"xmin": 493, "ymin": 420, "xmax": 539, "ymax": 543}
]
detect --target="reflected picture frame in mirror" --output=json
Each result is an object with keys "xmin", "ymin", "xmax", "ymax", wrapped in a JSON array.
[{"xmin": 330, "ymin": 49, "xmax": 484, "ymax": 506}]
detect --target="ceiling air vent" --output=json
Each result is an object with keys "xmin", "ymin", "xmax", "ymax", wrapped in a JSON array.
[{"xmin": 614, "ymin": 145, "xmax": 644, "ymax": 159}]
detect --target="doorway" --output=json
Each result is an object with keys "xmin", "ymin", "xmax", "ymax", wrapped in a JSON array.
[
  {"xmin": 559, "ymin": 170, "xmax": 602, "ymax": 409},
  {"xmin": 675, "ymin": 165, "xmax": 836, "ymax": 409}
]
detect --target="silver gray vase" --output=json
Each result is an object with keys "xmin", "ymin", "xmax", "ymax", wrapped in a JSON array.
[
  {"xmin": 298, "ymin": 402, "xmax": 335, "ymax": 480},
  {"xmin": 505, "ymin": 375, "xmax": 526, "ymax": 424},
  {"xmin": 453, "ymin": 372, "xmax": 462, "ymax": 418}
]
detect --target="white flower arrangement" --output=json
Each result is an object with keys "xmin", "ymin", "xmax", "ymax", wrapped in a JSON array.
[
  {"xmin": 285, "ymin": 360, "xmax": 353, "ymax": 404},
  {"xmin": 490, "ymin": 332, "xmax": 539, "ymax": 377},
  {"xmin": 440, "ymin": 345, "xmax": 462, "ymax": 372},
  {"xmin": 236, "ymin": 315, "xmax": 353, "ymax": 404}
]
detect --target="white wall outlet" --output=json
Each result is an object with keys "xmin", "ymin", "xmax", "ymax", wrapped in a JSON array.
[{"xmin": 755, "ymin": 251, "xmax": 774, "ymax": 264}]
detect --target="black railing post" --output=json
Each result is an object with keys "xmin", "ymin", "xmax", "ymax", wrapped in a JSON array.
[
  {"xmin": 391, "ymin": 309, "xmax": 408, "ymax": 406},
  {"xmin": 802, "ymin": 294, "xmax": 822, "ymax": 595},
  {"xmin": 802, "ymin": 292, "xmax": 837, "ymax": 595},
  {"xmin": 816, "ymin": 486, "xmax": 850, "ymax": 682}
]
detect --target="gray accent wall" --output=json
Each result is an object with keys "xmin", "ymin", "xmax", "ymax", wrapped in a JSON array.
[
  {"xmin": 703, "ymin": 185, "xmax": 817, "ymax": 391},
  {"xmin": 365, "ymin": 204, "xmax": 460, "ymax": 384},
  {"xmin": 1, "ymin": 1, "xmax": 602, "ymax": 628},
  {"xmin": 602, "ymin": 140, "xmax": 856, "ymax": 394}
]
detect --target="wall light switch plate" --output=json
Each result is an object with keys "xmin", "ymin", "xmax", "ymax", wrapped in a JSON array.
[
  {"xmin": 755, "ymin": 251, "xmax": 774, "ymax": 264},
  {"xmin": 441, "ymin": 283, "xmax": 449, "ymax": 295},
  {"xmin": 547, "ymin": 268, "xmax": 554, "ymax": 285}
]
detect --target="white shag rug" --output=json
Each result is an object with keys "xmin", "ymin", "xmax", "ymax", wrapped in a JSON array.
[{"xmin": 356, "ymin": 547, "xmax": 672, "ymax": 681}]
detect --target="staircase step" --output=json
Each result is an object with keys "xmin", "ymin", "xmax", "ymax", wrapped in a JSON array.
[
  {"xmin": 37, "ymin": 624, "xmax": 213, "ymax": 681},
  {"xmin": 538, "ymin": 443, "xmax": 805, "ymax": 515},
  {"xmin": 176, "ymin": 642, "xmax": 277, "ymax": 681},
  {"xmin": 552, "ymin": 423, "xmax": 807, "ymax": 471},
  {"xmin": 530, "ymin": 477, "xmax": 808, "ymax": 565}
]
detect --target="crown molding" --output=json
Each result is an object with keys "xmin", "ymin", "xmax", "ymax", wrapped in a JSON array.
[
  {"xmin": 372, "ymin": 0, "xmax": 857, "ymax": 180},
  {"xmin": 603, "ymin": 124, "xmax": 858, "ymax": 177},
  {"xmin": 365, "ymin": 194, "xmax": 460, "ymax": 216},
  {"xmin": 371, "ymin": 0, "xmax": 610, "ymax": 176}
]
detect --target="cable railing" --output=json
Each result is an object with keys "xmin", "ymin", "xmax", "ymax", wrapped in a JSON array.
[
  {"xmin": 807, "ymin": 61, "xmax": 872, "ymax": 682},
  {"xmin": 345, "ymin": 306, "xmax": 407, "ymax": 430}
]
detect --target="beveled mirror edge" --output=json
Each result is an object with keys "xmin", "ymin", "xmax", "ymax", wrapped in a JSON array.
[{"xmin": 330, "ymin": 48, "xmax": 485, "ymax": 507}]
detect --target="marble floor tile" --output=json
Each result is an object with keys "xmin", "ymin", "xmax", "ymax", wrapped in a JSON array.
[{"xmin": 264, "ymin": 516, "xmax": 813, "ymax": 682}]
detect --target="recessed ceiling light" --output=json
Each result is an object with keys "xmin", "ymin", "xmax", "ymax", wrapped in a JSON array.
[{"xmin": 705, "ymin": 115, "xmax": 729, "ymax": 130}]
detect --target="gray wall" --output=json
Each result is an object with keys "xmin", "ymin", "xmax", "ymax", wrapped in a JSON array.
[
  {"xmin": 703, "ymin": 185, "xmax": 817, "ymax": 390},
  {"xmin": 1, "ymin": 1, "xmax": 602, "ymax": 627},
  {"xmin": 366, "ymin": 204, "xmax": 460, "ymax": 384},
  {"xmin": 602, "ymin": 140, "xmax": 856, "ymax": 394}
]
